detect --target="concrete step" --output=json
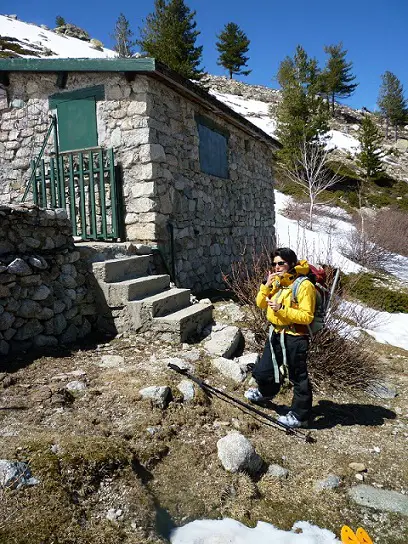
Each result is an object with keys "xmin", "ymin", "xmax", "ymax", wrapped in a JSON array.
[
  {"xmin": 100, "ymin": 274, "xmax": 170, "ymax": 306},
  {"xmin": 127, "ymin": 288, "xmax": 191, "ymax": 330},
  {"xmin": 92, "ymin": 255, "xmax": 151, "ymax": 283},
  {"xmin": 153, "ymin": 302, "xmax": 213, "ymax": 342}
]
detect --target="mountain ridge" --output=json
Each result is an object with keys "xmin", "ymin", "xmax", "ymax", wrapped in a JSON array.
[{"xmin": 0, "ymin": 14, "xmax": 115, "ymax": 59}]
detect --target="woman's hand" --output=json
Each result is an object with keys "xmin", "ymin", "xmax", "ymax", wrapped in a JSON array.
[
  {"xmin": 267, "ymin": 300, "xmax": 282, "ymax": 311},
  {"xmin": 266, "ymin": 270, "xmax": 282, "ymax": 287}
]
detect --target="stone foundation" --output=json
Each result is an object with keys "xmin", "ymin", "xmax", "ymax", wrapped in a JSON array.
[{"xmin": 0, "ymin": 204, "xmax": 96, "ymax": 356}]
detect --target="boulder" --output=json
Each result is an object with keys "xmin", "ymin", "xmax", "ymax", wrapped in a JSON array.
[
  {"xmin": 348, "ymin": 484, "xmax": 408, "ymax": 516},
  {"xmin": 164, "ymin": 357, "xmax": 194, "ymax": 373},
  {"xmin": 0, "ymin": 460, "xmax": 39, "ymax": 489},
  {"xmin": 315, "ymin": 474, "xmax": 341, "ymax": 491},
  {"xmin": 139, "ymin": 386, "xmax": 171, "ymax": 409},
  {"xmin": 212, "ymin": 357, "xmax": 246, "ymax": 383},
  {"xmin": 264, "ymin": 464, "xmax": 289, "ymax": 479},
  {"xmin": 235, "ymin": 352, "xmax": 259, "ymax": 371},
  {"xmin": 177, "ymin": 380, "xmax": 195, "ymax": 402},
  {"xmin": 366, "ymin": 381, "xmax": 397, "ymax": 399},
  {"xmin": 204, "ymin": 325, "xmax": 242, "ymax": 359},
  {"xmin": 65, "ymin": 381, "xmax": 87, "ymax": 393},
  {"xmin": 54, "ymin": 23, "xmax": 90, "ymax": 41},
  {"xmin": 217, "ymin": 432, "xmax": 263, "ymax": 474},
  {"xmin": 97, "ymin": 355, "xmax": 125, "ymax": 368}
]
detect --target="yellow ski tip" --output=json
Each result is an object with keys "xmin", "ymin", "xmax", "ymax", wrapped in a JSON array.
[
  {"xmin": 356, "ymin": 527, "xmax": 373, "ymax": 544},
  {"xmin": 341, "ymin": 526, "xmax": 359, "ymax": 543}
]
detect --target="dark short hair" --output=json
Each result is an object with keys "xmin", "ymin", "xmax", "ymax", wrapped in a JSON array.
[{"xmin": 272, "ymin": 247, "xmax": 298, "ymax": 270}]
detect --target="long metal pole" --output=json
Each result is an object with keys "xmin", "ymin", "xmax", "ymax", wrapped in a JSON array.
[{"xmin": 168, "ymin": 364, "xmax": 315, "ymax": 442}]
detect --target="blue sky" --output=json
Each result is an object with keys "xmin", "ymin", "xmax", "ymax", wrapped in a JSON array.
[{"xmin": 3, "ymin": 0, "xmax": 408, "ymax": 110}]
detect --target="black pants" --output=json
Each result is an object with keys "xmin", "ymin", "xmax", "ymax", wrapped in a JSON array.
[{"xmin": 252, "ymin": 331, "xmax": 312, "ymax": 422}]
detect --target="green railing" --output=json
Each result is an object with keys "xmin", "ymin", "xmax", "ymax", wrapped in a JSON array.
[{"xmin": 30, "ymin": 148, "xmax": 119, "ymax": 240}]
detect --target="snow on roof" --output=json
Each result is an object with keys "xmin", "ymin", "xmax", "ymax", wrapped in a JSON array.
[{"xmin": 0, "ymin": 15, "xmax": 116, "ymax": 59}]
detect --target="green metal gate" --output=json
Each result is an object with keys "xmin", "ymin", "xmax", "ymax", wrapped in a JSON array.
[{"xmin": 29, "ymin": 147, "xmax": 120, "ymax": 240}]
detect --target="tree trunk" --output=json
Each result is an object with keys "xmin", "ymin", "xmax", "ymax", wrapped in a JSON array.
[
  {"xmin": 309, "ymin": 194, "xmax": 314, "ymax": 230},
  {"xmin": 331, "ymin": 92, "xmax": 335, "ymax": 116},
  {"xmin": 358, "ymin": 181, "xmax": 365, "ymax": 238},
  {"xmin": 229, "ymin": 70, "xmax": 233, "ymax": 80},
  {"xmin": 385, "ymin": 117, "xmax": 389, "ymax": 140}
]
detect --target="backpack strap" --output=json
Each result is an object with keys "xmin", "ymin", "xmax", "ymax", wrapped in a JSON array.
[
  {"xmin": 290, "ymin": 276, "xmax": 316, "ymax": 338},
  {"xmin": 290, "ymin": 276, "xmax": 311, "ymax": 304}
]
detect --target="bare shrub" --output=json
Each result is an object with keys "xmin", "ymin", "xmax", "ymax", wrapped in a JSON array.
[
  {"xmin": 281, "ymin": 200, "xmax": 309, "ymax": 227},
  {"xmin": 277, "ymin": 140, "xmax": 343, "ymax": 230},
  {"xmin": 366, "ymin": 208, "xmax": 408, "ymax": 257},
  {"xmin": 308, "ymin": 293, "xmax": 380, "ymax": 392},
  {"xmin": 340, "ymin": 225, "xmax": 391, "ymax": 269},
  {"xmin": 222, "ymin": 246, "xmax": 275, "ymax": 345}
]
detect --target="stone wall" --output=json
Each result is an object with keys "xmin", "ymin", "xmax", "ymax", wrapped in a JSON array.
[
  {"xmin": 144, "ymin": 77, "xmax": 276, "ymax": 291},
  {"xmin": 0, "ymin": 204, "xmax": 96, "ymax": 356},
  {"xmin": 0, "ymin": 73, "xmax": 153, "ymax": 247},
  {"xmin": 0, "ymin": 71, "xmax": 276, "ymax": 291}
]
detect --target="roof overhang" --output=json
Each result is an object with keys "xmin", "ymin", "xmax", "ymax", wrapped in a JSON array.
[{"xmin": 0, "ymin": 57, "xmax": 279, "ymax": 148}]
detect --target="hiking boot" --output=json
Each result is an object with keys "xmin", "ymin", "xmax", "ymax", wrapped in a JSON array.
[
  {"xmin": 244, "ymin": 388, "xmax": 274, "ymax": 403},
  {"xmin": 277, "ymin": 411, "xmax": 309, "ymax": 428}
]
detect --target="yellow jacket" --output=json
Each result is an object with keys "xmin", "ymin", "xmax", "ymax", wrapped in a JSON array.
[{"xmin": 256, "ymin": 260, "xmax": 316, "ymax": 335}]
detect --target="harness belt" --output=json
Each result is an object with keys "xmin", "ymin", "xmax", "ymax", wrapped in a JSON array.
[{"xmin": 269, "ymin": 327, "xmax": 289, "ymax": 385}]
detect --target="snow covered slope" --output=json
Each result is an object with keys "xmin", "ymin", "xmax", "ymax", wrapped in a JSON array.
[
  {"xmin": 0, "ymin": 15, "xmax": 116, "ymax": 58},
  {"xmin": 210, "ymin": 90, "xmax": 278, "ymax": 138},
  {"xmin": 274, "ymin": 189, "xmax": 408, "ymax": 352},
  {"xmin": 210, "ymin": 89, "xmax": 363, "ymax": 155}
]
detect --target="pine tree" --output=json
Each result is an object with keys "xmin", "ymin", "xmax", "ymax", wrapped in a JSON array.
[
  {"xmin": 276, "ymin": 45, "xmax": 328, "ymax": 168},
  {"xmin": 322, "ymin": 42, "xmax": 358, "ymax": 115},
  {"xmin": 355, "ymin": 114, "xmax": 384, "ymax": 239},
  {"xmin": 377, "ymin": 71, "xmax": 407, "ymax": 141},
  {"xmin": 55, "ymin": 15, "xmax": 66, "ymax": 27},
  {"xmin": 356, "ymin": 115, "xmax": 384, "ymax": 182},
  {"xmin": 138, "ymin": 0, "xmax": 203, "ymax": 80},
  {"xmin": 216, "ymin": 22, "xmax": 251, "ymax": 79},
  {"xmin": 112, "ymin": 13, "xmax": 136, "ymax": 58}
]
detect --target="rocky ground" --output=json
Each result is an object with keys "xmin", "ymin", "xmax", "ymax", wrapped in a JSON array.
[{"xmin": 0, "ymin": 301, "xmax": 407, "ymax": 544}]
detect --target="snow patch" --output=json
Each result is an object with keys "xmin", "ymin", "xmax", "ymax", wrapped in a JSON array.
[
  {"xmin": 0, "ymin": 15, "xmax": 116, "ymax": 58},
  {"xmin": 323, "ymin": 130, "xmax": 360, "ymax": 155},
  {"xmin": 171, "ymin": 518, "xmax": 340, "ymax": 543},
  {"xmin": 210, "ymin": 90, "xmax": 277, "ymax": 137}
]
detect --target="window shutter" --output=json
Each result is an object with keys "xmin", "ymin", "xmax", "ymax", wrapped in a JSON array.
[{"xmin": 57, "ymin": 97, "xmax": 98, "ymax": 152}]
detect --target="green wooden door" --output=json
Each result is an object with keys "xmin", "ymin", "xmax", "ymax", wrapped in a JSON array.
[{"xmin": 57, "ymin": 97, "xmax": 98, "ymax": 152}]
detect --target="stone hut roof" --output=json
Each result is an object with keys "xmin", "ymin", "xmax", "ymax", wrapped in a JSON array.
[{"xmin": 0, "ymin": 57, "xmax": 280, "ymax": 149}]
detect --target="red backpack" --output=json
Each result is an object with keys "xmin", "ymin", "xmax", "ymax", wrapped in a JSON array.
[{"xmin": 290, "ymin": 265, "xmax": 329, "ymax": 336}]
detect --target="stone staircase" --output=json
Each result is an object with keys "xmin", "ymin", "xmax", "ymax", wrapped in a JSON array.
[{"xmin": 91, "ymin": 254, "xmax": 213, "ymax": 342}]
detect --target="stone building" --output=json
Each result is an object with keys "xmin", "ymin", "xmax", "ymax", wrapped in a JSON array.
[{"xmin": 0, "ymin": 58, "xmax": 278, "ymax": 291}]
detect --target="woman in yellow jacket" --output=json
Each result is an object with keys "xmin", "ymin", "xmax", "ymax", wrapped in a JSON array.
[{"xmin": 245, "ymin": 247, "xmax": 316, "ymax": 428}]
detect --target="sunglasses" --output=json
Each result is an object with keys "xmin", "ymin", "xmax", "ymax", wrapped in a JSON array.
[{"xmin": 272, "ymin": 261, "xmax": 288, "ymax": 267}]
